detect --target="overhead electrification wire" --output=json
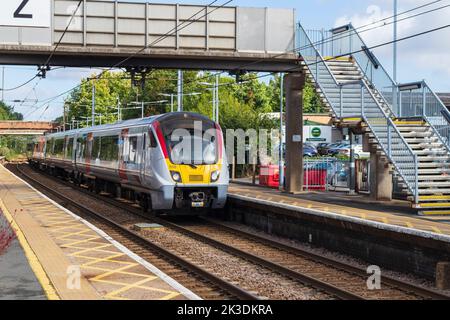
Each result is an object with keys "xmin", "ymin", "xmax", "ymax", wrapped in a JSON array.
[
  {"xmin": 182, "ymin": 0, "xmax": 450, "ymax": 89},
  {"xmin": 18, "ymin": 78, "xmax": 42, "ymax": 108},
  {"xmin": 210, "ymin": 23, "xmax": 450, "ymax": 90},
  {"xmin": 0, "ymin": 1, "xmax": 83, "ymax": 93},
  {"xmin": 42, "ymin": 0, "xmax": 83, "ymax": 68},
  {"xmin": 31, "ymin": 0, "xmax": 449, "ymax": 119},
  {"xmin": 30, "ymin": 0, "xmax": 232, "ymax": 119},
  {"xmin": 0, "ymin": 75, "xmax": 39, "ymax": 92}
]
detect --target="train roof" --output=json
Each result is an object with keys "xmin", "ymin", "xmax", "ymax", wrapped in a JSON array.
[{"xmin": 44, "ymin": 112, "xmax": 213, "ymax": 138}]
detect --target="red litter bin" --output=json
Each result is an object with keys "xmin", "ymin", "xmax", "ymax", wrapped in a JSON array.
[{"xmin": 259, "ymin": 165, "xmax": 280, "ymax": 188}]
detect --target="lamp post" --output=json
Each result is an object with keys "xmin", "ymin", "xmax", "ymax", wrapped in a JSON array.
[
  {"xmin": 127, "ymin": 100, "xmax": 168, "ymax": 119},
  {"xmin": 1, "ymin": 66, "xmax": 4, "ymax": 101},
  {"xmin": 279, "ymin": 73, "xmax": 285, "ymax": 191},
  {"xmin": 199, "ymin": 78, "xmax": 219, "ymax": 122},
  {"xmin": 117, "ymin": 96, "xmax": 121, "ymax": 121},
  {"xmin": 91, "ymin": 81, "xmax": 96, "ymax": 126},
  {"xmin": 215, "ymin": 74, "xmax": 219, "ymax": 123},
  {"xmin": 159, "ymin": 93, "xmax": 175, "ymax": 112},
  {"xmin": 177, "ymin": 70, "xmax": 183, "ymax": 111},
  {"xmin": 394, "ymin": 0, "xmax": 398, "ymax": 83}
]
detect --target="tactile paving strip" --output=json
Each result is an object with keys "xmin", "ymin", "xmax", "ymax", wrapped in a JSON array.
[{"xmin": 0, "ymin": 165, "xmax": 190, "ymax": 300}]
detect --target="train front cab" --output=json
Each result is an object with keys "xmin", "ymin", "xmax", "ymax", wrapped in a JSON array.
[{"xmin": 147, "ymin": 113, "xmax": 229, "ymax": 213}]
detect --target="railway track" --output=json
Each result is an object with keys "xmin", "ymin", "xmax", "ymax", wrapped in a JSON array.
[
  {"xmin": 11, "ymin": 164, "xmax": 258, "ymax": 301},
  {"xmin": 166, "ymin": 218, "xmax": 450, "ymax": 300},
  {"xmin": 13, "ymin": 164, "xmax": 450, "ymax": 300}
]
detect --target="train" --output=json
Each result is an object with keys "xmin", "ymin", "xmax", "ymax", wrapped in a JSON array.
[{"xmin": 30, "ymin": 112, "xmax": 229, "ymax": 214}]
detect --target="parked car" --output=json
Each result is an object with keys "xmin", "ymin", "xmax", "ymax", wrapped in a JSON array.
[
  {"xmin": 316, "ymin": 143, "xmax": 331, "ymax": 156},
  {"xmin": 326, "ymin": 142, "xmax": 350, "ymax": 156},
  {"xmin": 303, "ymin": 143, "xmax": 318, "ymax": 157},
  {"xmin": 335, "ymin": 144, "xmax": 370, "ymax": 159}
]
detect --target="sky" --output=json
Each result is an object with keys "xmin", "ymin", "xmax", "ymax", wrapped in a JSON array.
[{"xmin": 2, "ymin": 0, "xmax": 450, "ymax": 121}]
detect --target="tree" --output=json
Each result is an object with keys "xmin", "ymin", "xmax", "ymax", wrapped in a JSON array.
[
  {"xmin": 65, "ymin": 71, "xmax": 132, "ymax": 126},
  {"xmin": 0, "ymin": 101, "xmax": 26, "ymax": 160},
  {"xmin": 0, "ymin": 101, "xmax": 23, "ymax": 120},
  {"xmin": 268, "ymin": 75, "xmax": 324, "ymax": 113}
]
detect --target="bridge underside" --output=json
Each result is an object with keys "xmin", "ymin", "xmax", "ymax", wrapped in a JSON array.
[
  {"xmin": 0, "ymin": 46, "xmax": 300, "ymax": 72},
  {"xmin": 0, "ymin": 122, "xmax": 55, "ymax": 136},
  {"xmin": 0, "ymin": 131, "xmax": 47, "ymax": 136}
]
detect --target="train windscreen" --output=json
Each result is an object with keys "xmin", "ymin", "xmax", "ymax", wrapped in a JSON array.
[{"xmin": 160, "ymin": 117, "xmax": 219, "ymax": 165}]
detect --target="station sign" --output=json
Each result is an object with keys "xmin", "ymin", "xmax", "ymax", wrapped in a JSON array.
[
  {"xmin": 304, "ymin": 126, "xmax": 332, "ymax": 143},
  {"xmin": 0, "ymin": 0, "xmax": 51, "ymax": 28}
]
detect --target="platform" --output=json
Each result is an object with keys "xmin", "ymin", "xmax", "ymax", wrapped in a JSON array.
[
  {"xmin": 0, "ymin": 238, "xmax": 46, "ymax": 300},
  {"xmin": 227, "ymin": 183, "xmax": 450, "ymax": 279},
  {"xmin": 0, "ymin": 165, "xmax": 199, "ymax": 300},
  {"xmin": 229, "ymin": 183, "xmax": 450, "ymax": 236}
]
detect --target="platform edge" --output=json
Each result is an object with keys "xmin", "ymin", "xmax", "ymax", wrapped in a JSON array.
[{"xmin": 0, "ymin": 198, "xmax": 60, "ymax": 300}]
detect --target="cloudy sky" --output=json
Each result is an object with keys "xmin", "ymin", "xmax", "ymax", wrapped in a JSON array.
[{"xmin": 2, "ymin": 0, "xmax": 450, "ymax": 121}]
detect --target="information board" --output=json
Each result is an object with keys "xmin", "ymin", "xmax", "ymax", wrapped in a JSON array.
[{"xmin": 0, "ymin": 0, "xmax": 51, "ymax": 28}]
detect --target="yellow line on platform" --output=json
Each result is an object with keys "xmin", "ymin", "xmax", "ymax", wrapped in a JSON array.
[
  {"xmin": 431, "ymin": 227, "xmax": 443, "ymax": 234},
  {"xmin": 0, "ymin": 199, "xmax": 60, "ymax": 300}
]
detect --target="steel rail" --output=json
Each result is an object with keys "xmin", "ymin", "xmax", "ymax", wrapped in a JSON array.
[
  {"xmin": 21, "ymin": 164, "xmax": 450, "ymax": 300},
  {"xmin": 200, "ymin": 218, "xmax": 450, "ymax": 300},
  {"xmin": 22, "ymin": 164, "xmax": 362, "ymax": 300},
  {"xmin": 14, "ymin": 164, "xmax": 259, "ymax": 301}
]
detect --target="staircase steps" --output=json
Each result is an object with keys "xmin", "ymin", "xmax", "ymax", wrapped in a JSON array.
[{"xmin": 299, "ymin": 30, "xmax": 450, "ymax": 215}]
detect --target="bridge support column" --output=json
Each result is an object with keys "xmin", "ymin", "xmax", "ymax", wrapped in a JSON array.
[
  {"xmin": 370, "ymin": 150, "xmax": 393, "ymax": 201},
  {"xmin": 376, "ymin": 157, "xmax": 393, "ymax": 201},
  {"xmin": 284, "ymin": 72, "xmax": 305, "ymax": 194}
]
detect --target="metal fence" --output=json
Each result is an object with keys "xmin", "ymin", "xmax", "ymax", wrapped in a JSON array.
[{"xmin": 304, "ymin": 158, "xmax": 351, "ymax": 191}]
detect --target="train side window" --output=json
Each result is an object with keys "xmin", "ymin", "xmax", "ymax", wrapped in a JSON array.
[
  {"xmin": 48, "ymin": 138, "xmax": 55, "ymax": 156},
  {"xmin": 77, "ymin": 137, "xmax": 86, "ymax": 159},
  {"xmin": 66, "ymin": 138, "xmax": 74, "ymax": 159},
  {"xmin": 149, "ymin": 131, "xmax": 157, "ymax": 148},
  {"xmin": 92, "ymin": 136, "xmax": 101, "ymax": 161},
  {"xmin": 128, "ymin": 136, "xmax": 138, "ymax": 164},
  {"xmin": 99, "ymin": 136, "xmax": 119, "ymax": 161},
  {"xmin": 54, "ymin": 139, "xmax": 65, "ymax": 158}
]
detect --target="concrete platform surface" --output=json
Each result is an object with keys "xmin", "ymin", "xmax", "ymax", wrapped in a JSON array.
[
  {"xmin": 0, "ymin": 239, "xmax": 46, "ymax": 300},
  {"xmin": 229, "ymin": 183, "xmax": 450, "ymax": 238},
  {"xmin": 0, "ymin": 165, "xmax": 199, "ymax": 300}
]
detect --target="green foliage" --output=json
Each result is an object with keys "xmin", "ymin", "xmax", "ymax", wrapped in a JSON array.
[
  {"xmin": 0, "ymin": 136, "xmax": 32, "ymax": 161},
  {"xmin": 0, "ymin": 101, "xmax": 26, "ymax": 160},
  {"xmin": 268, "ymin": 76, "xmax": 324, "ymax": 113},
  {"xmin": 303, "ymin": 80, "xmax": 325, "ymax": 113},
  {"xmin": 0, "ymin": 101, "xmax": 23, "ymax": 120},
  {"xmin": 62, "ymin": 70, "xmax": 324, "ymax": 131}
]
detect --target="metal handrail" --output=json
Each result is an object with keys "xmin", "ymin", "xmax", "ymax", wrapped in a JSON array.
[
  {"xmin": 360, "ymin": 80, "xmax": 418, "ymax": 200},
  {"xmin": 299, "ymin": 23, "xmax": 419, "ymax": 202},
  {"xmin": 298, "ymin": 23, "xmax": 339, "ymax": 85},
  {"xmin": 348, "ymin": 25, "xmax": 450, "ymax": 156},
  {"xmin": 348, "ymin": 24, "xmax": 397, "ymax": 86},
  {"xmin": 421, "ymin": 81, "xmax": 450, "ymax": 154}
]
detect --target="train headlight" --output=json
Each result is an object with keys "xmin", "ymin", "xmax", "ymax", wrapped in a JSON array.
[
  {"xmin": 211, "ymin": 170, "xmax": 220, "ymax": 183},
  {"xmin": 171, "ymin": 171, "xmax": 182, "ymax": 183}
]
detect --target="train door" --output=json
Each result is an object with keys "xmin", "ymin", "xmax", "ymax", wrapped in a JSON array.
[
  {"xmin": 144, "ymin": 126, "xmax": 160, "ymax": 184},
  {"xmin": 139, "ymin": 127, "xmax": 147, "ymax": 183},
  {"xmin": 85, "ymin": 133, "xmax": 93, "ymax": 174},
  {"xmin": 118, "ymin": 128, "xmax": 129, "ymax": 182}
]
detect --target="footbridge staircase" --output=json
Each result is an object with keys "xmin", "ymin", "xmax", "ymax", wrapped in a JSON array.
[{"xmin": 297, "ymin": 23, "xmax": 450, "ymax": 215}]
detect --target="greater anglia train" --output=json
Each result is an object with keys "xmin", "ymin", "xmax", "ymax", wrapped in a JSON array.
[{"xmin": 30, "ymin": 112, "xmax": 229, "ymax": 214}]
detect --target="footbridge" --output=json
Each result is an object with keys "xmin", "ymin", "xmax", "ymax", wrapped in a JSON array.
[
  {"xmin": 0, "ymin": 121, "xmax": 57, "ymax": 135},
  {"xmin": 297, "ymin": 23, "xmax": 450, "ymax": 214},
  {"xmin": 0, "ymin": 0, "xmax": 299, "ymax": 72}
]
